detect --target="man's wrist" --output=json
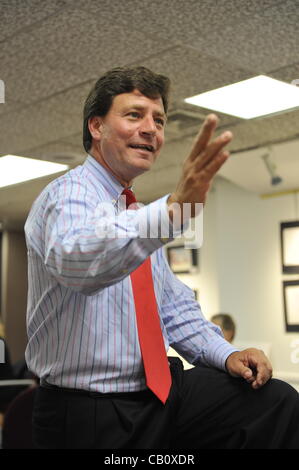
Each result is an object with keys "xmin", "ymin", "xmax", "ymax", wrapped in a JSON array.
[{"xmin": 167, "ymin": 194, "xmax": 185, "ymax": 227}]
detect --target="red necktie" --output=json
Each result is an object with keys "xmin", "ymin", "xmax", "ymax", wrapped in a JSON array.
[{"xmin": 122, "ymin": 188, "xmax": 172, "ymax": 404}]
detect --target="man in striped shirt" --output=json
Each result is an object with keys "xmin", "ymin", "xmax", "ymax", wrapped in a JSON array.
[{"xmin": 25, "ymin": 66, "xmax": 299, "ymax": 449}]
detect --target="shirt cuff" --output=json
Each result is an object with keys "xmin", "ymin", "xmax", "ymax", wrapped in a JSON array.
[{"xmin": 202, "ymin": 337, "xmax": 240, "ymax": 371}]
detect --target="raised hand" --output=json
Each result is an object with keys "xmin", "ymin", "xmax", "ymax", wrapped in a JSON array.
[{"xmin": 168, "ymin": 114, "xmax": 232, "ymax": 220}]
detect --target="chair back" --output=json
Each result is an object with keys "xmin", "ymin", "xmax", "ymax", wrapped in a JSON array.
[{"xmin": 2, "ymin": 385, "xmax": 37, "ymax": 449}]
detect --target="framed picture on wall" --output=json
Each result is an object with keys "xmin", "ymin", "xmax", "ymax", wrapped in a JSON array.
[
  {"xmin": 167, "ymin": 245, "xmax": 198, "ymax": 274},
  {"xmin": 281, "ymin": 221, "xmax": 299, "ymax": 274},
  {"xmin": 283, "ymin": 280, "xmax": 299, "ymax": 332},
  {"xmin": 0, "ymin": 232, "xmax": 1, "ymax": 312}
]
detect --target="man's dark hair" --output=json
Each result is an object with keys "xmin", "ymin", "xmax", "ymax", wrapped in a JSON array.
[
  {"xmin": 211, "ymin": 313, "xmax": 236, "ymax": 337},
  {"xmin": 83, "ymin": 66, "xmax": 170, "ymax": 153}
]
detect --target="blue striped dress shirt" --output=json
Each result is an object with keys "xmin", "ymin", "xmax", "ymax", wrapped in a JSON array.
[{"xmin": 25, "ymin": 155, "xmax": 237, "ymax": 393}]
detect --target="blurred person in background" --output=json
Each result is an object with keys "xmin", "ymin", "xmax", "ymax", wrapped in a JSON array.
[{"xmin": 211, "ymin": 313, "xmax": 236, "ymax": 343}]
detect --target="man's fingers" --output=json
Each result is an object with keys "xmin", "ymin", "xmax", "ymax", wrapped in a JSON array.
[
  {"xmin": 238, "ymin": 365, "xmax": 262, "ymax": 389},
  {"xmin": 245, "ymin": 352, "xmax": 272, "ymax": 389},
  {"xmin": 189, "ymin": 114, "xmax": 219, "ymax": 161},
  {"xmin": 252, "ymin": 364, "xmax": 272, "ymax": 389},
  {"xmin": 226, "ymin": 349, "xmax": 273, "ymax": 390},
  {"xmin": 194, "ymin": 131, "xmax": 233, "ymax": 172},
  {"xmin": 172, "ymin": 114, "xmax": 232, "ymax": 211},
  {"xmin": 198, "ymin": 150, "xmax": 230, "ymax": 181}
]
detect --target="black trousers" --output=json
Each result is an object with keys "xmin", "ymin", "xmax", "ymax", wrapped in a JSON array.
[{"xmin": 32, "ymin": 358, "xmax": 299, "ymax": 449}]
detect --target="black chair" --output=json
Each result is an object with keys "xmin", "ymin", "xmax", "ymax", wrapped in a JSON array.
[
  {"xmin": 2, "ymin": 385, "xmax": 37, "ymax": 449},
  {"xmin": 0, "ymin": 379, "xmax": 36, "ymax": 414}
]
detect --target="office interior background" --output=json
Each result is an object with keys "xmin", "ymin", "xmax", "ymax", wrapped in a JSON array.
[{"xmin": 0, "ymin": 0, "xmax": 299, "ymax": 390}]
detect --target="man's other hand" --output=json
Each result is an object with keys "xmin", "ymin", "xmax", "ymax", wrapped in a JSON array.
[{"xmin": 226, "ymin": 348, "xmax": 273, "ymax": 389}]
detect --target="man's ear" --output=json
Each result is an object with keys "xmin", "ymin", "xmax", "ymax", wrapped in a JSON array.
[{"xmin": 88, "ymin": 116, "xmax": 103, "ymax": 141}]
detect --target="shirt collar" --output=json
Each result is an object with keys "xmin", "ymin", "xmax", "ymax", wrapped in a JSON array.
[{"xmin": 83, "ymin": 155, "xmax": 127, "ymax": 201}]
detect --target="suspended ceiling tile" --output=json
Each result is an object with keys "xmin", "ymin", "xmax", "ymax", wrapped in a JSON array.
[
  {"xmin": 189, "ymin": 0, "xmax": 299, "ymax": 72},
  {"xmin": 21, "ymin": 140, "xmax": 85, "ymax": 165},
  {"xmin": 2, "ymin": 59, "xmax": 88, "ymax": 106},
  {"xmin": 0, "ymin": 0, "xmax": 67, "ymax": 42},
  {"xmin": 76, "ymin": 0, "xmax": 283, "ymax": 44},
  {"xmin": 59, "ymin": 133, "xmax": 85, "ymax": 148},
  {"xmin": 15, "ymin": 8, "xmax": 173, "ymax": 74},
  {"xmin": 135, "ymin": 45, "xmax": 250, "ymax": 105},
  {"xmin": 0, "ymin": 99, "xmax": 82, "ymax": 156},
  {"xmin": 228, "ymin": 109, "xmax": 299, "ymax": 153},
  {"xmin": 0, "ymin": 100, "xmax": 19, "ymax": 116},
  {"xmin": 270, "ymin": 63, "xmax": 299, "ymax": 85}
]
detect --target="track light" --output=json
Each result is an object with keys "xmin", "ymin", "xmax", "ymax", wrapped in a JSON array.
[{"xmin": 261, "ymin": 151, "xmax": 283, "ymax": 186}]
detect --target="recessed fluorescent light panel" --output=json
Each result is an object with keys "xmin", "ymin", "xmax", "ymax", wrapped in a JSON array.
[
  {"xmin": 0, "ymin": 155, "xmax": 69, "ymax": 188},
  {"xmin": 184, "ymin": 75, "xmax": 299, "ymax": 119}
]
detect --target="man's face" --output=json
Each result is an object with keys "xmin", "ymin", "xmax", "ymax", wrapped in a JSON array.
[{"xmin": 92, "ymin": 89, "xmax": 166, "ymax": 186}]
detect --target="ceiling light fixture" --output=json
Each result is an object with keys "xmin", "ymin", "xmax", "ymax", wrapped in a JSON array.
[
  {"xmin": 0, "ymin": 155, "xmax": 69, "ymax": 189},
  {"xmin": 184, "ymin": 75, "xmax": 299, "ymax": 119}
]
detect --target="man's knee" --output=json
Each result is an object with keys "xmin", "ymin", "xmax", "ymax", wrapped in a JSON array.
[{"xmin": 264, "ymin": 378, "xmax": 299, "ymax": 409}]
